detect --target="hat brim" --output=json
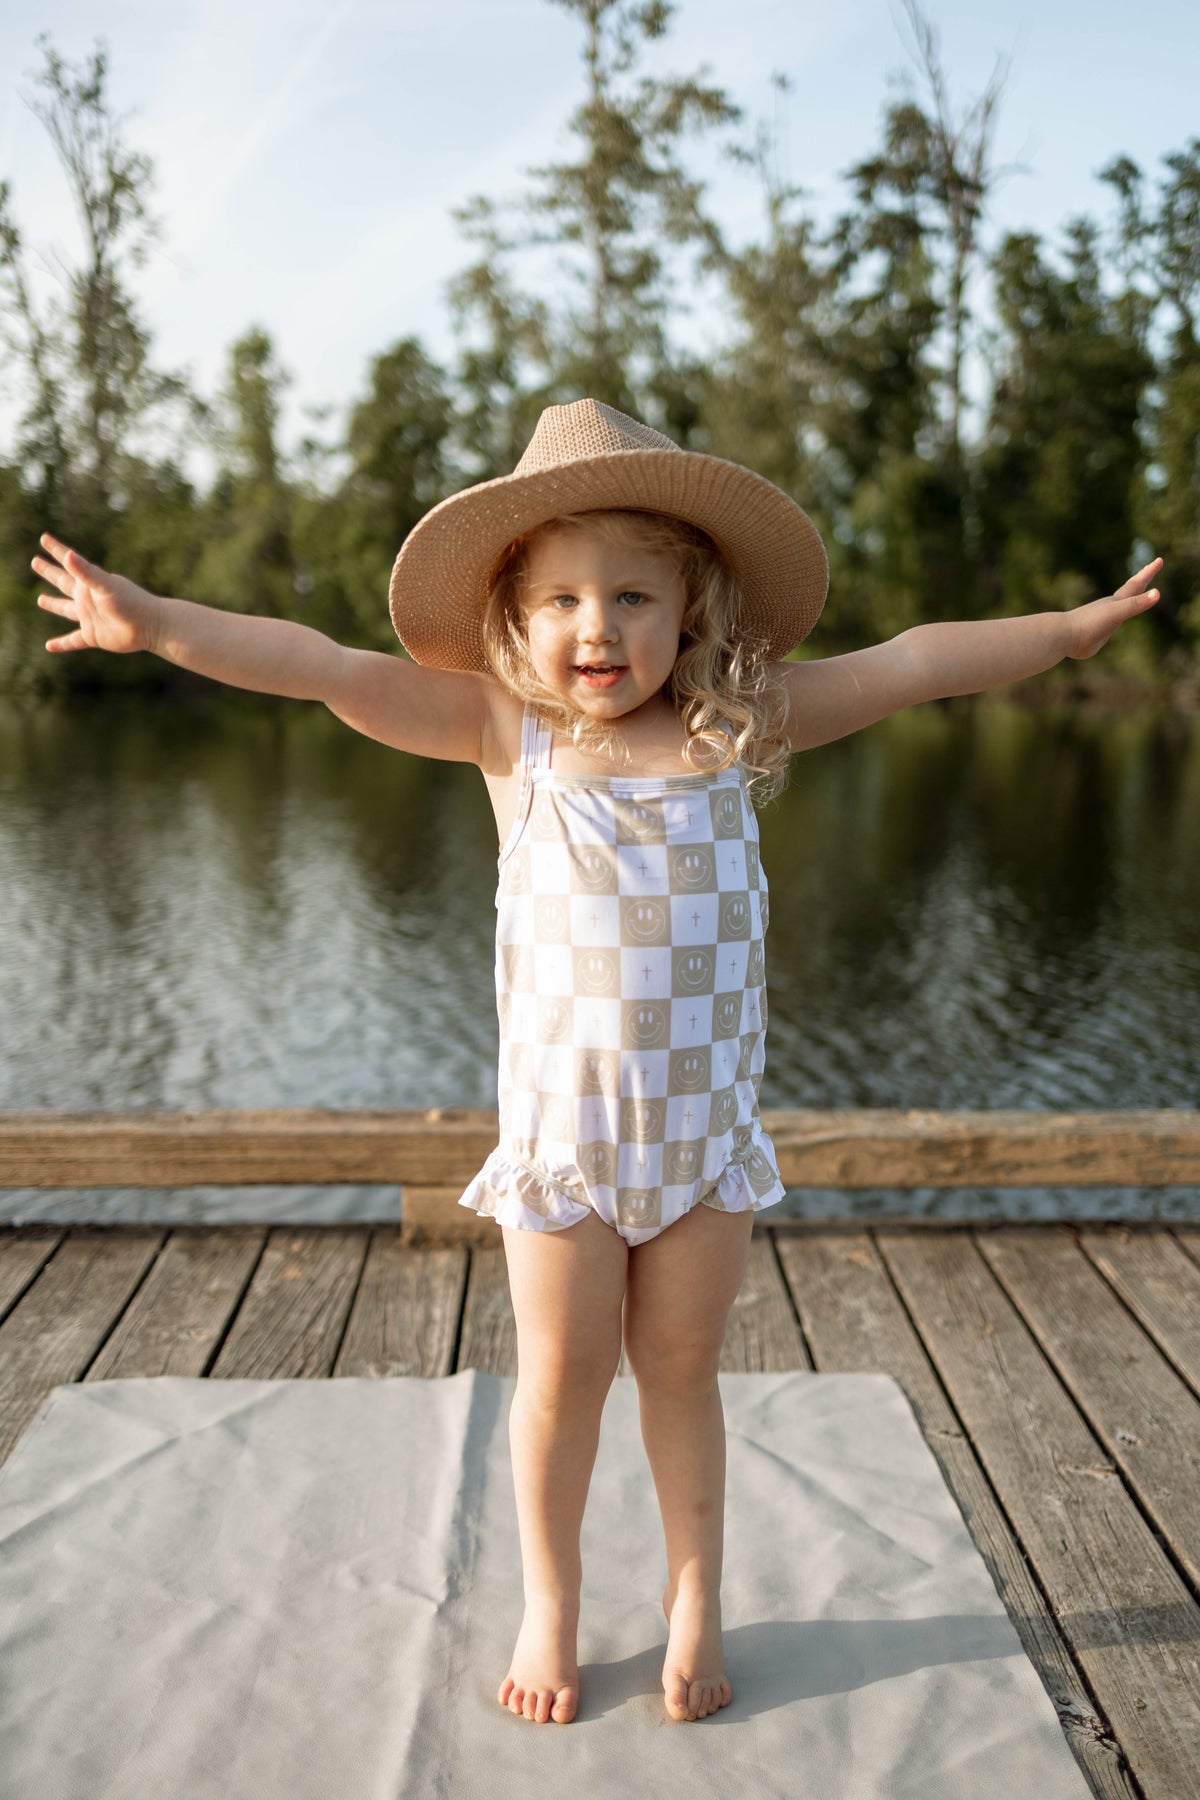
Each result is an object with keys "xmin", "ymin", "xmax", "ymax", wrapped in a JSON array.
[{"xmin": 388, "ymin": 447, "xmax": 829, "ymax": 671}]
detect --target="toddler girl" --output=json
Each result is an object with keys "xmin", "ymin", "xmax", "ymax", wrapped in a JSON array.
[{"xmin": 31, "ymin": 398, "xmax": 1161, "ymax": 1728}]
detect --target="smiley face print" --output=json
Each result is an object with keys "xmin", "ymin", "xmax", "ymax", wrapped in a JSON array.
[{"xmin": 483, "ymin": 707, "xmax": 780, "ymax": 1247}]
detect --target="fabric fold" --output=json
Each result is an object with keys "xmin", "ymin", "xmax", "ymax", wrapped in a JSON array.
[{"xmin": 458, "ymin": 1115, "xmax": 786, "ymax": 1245}]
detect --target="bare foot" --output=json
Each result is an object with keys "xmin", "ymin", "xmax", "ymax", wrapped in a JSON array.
[
  {"xmin": 661, "ymin": 1581, "xmax": 733, "ymax": 1721},
  {"xmin": 498, "ymin": 1595, "xmax": 580, "ymax": 1723}
]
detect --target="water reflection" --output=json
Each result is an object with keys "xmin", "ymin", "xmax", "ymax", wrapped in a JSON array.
[{"xmin": 2, "ymin": 688, "xmax": 1196, "ymax": 1223}]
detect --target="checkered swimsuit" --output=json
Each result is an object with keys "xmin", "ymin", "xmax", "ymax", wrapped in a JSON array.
[{"xmin": 458, "ymin": 703, "xmax": 787, "ymax": 1247}]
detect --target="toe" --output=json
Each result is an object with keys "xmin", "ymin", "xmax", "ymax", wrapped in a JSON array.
[
  {"xmin": 498, "ymin": 1676, "xmax": 514, "ymax": 1707},
  {"xmin": 534, "ymin": 1689, "xmax": 552, "ymax": 1723},
  {"xmin": 664, "ymin": 1673, "xmax": 691, "ymax": 1720},
  {"xmin": 551, "ymin": 1685, "xmax": 577, "ymax": 1724}
]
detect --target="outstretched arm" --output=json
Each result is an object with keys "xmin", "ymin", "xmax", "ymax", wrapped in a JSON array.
[
  {"xmin": 32, "ymin": 533, "xmax": 493, "ymax": 766},
  {"xmin": 774, "ymin": 558, "xmax": 1163, "ymax": 754}
]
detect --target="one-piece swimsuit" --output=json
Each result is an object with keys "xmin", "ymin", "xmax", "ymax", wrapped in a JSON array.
[{"xmin": 458, "ymin": 702, "xmax": 787, "ymax": 1248}]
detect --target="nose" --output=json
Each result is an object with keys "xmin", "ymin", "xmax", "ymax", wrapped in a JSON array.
[{"xmin": 575, "ymin": 595, "xmax": 620, "ymax": 649}]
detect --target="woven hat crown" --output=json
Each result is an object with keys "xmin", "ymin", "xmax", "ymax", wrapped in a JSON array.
[
  {"xmin": 515, "ymin": 399, "xmax": 677, "ymax": 473},
  {"xmin": 388, "ymin": 396, "xmax": 830, "ymax": 670}
]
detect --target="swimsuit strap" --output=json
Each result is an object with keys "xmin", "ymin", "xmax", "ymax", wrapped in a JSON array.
[
  {"xmin": 524, "ymin": 703, "xmax": 554, "ymax": 771},
  {"xmin": 496, "ymin": 703, "xmax": 546, "ymax": 868}
]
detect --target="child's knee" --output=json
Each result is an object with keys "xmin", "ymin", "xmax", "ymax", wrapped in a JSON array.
[
  {"xmin": 514, "ymin": 1332, "xmax": 621, "ymax": 1408},
  {"xmin": 623, "ymin": 1322, "xmax": 722, "ymax": 1398}
]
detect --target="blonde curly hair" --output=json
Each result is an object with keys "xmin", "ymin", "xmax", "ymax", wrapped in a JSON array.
[{"xmin": 480, "ymin": 509, "xmax": 792, "ymax": 804}]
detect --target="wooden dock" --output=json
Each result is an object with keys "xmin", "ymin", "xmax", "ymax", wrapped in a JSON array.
[{"xmin": 1, "ymin": 1216, "xmax": 1198, "ymax": 1799}]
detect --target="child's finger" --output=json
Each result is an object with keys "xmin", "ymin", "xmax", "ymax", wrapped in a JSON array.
[
  {"xmin": 38, "ymin": 529, "xmax": 80, "ymax": 558},
  {"xmin": 31, "ymin": 552, "xmax": 79, "ymax": 590}
]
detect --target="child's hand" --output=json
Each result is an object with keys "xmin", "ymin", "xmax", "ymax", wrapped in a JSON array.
[
  {"xmin": 1065, "ymin": 557, "xmax": 1162, "ymax": 660},
  {"xmin": 31, "ymin": 534, "xmax": 160, "ymax": 656}
]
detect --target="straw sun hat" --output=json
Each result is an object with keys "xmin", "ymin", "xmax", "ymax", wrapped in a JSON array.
[{"xmin": 387, "ymin": 397, "xmax": 829, "ymax": 671}]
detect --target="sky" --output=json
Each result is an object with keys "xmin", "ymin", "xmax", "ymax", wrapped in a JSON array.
[{"xmin": 1, "ymin": 0, "xmax": 1197, "ymax": 472}]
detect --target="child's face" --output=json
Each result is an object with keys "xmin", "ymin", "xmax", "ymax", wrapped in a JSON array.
[{"xmin": 517, "ymin": 525, "xmax": 687, "ymax": 722}]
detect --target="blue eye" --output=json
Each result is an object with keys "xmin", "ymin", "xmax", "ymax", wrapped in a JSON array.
[{"xmin": 618, "ymin": 591, "xmax": 646, "ymax": 606}]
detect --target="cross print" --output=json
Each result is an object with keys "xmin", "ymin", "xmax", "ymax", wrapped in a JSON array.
[
  {"xmin": 728, "ymin": 958, "xmax": 739, "ymax": 978},
  {"xmin": 594, "ymin": 1107, "xmax": 603, "ymax": 1124},
  {"xmin": 591, "ymin": 912, "xmax": 599, "ymax": 929},
  {"xmin": 684, "ymin": 1109, "xmax": 693, "ymax": 1126},
  {"xmin": 638, "ymin": 858, "xmax": 650, "ymax": 878},
  {"xmin": 689, "ymin": 1013, "xmax": 698, "ymax": 1029},
  {"xmin": 749, "ymin": 1003, "xmax": 758, "ymax": 1022},
  {"xmin": 639, "ymin": 1066, "xmax": 649, "ymax": 1081},
  {"xmin": 593, "ymin": 1014, "xmax": 601, "ymax": 1030},
  {"xmin": 729, "ymin": 856, "xmax": 738, "ymax": 871},
  {"xmin": 642, "ymin": 963, "xmax": 652, "ymax": 981},
  {"xmin": 685, "ymin": 808, "xmax": 693, "ymax": 825},
  {"xmin": 691, "ymin": 910, "xmax": 700, "ymax": 928}
]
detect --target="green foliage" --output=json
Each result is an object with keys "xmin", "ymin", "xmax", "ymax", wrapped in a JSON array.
[
  {"xmin": 1103, "ymin": 143, "xmax": 1200, "ymax": 649},
  {"xmin": 0, "ymin": 8, "xmax": 1197, "ymax": 697},
  {"xmin": 293, "ymin": 338, "xmax": 456, "ymax": 649},
  {"xmin": 977, "ymin": 220, "xmax": 1155, "ymax": 618},
  {"xmin": 188, "ymin": 328, "xmax": 296, "ymax": 619},
  {"xmin": 447, "ymin": 0, "xmax": 738, "ymax": 431}
]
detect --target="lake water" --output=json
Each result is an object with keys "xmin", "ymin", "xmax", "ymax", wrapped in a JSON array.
[{"xmin": 2, "ymin": 687, "xmax": 1197, "ymax": 1223}]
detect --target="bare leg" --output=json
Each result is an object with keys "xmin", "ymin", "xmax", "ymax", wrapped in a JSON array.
[
  {"xmin": 498, "ymin": 1208, "xmax": 628, "ymax": 1723},
  {"xmin": 623, "ymin": 1203, "xmax": 755, "ymax": 1721}
]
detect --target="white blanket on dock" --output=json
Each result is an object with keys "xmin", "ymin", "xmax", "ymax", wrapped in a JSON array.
[{"xmin": 0, "ymin": 1369, "xmax": 1089, "ymax": 1798}]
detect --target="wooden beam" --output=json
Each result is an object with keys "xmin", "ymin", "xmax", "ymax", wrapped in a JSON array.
[{"xmin": 2, "ymin": 1107, "xmax": 1198, "ymax": 1189}]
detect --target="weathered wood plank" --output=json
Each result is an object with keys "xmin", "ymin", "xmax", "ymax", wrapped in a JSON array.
[
  {"xmin": 335, "ymin": 1230, "xmax": 467, "ymax": 1378},
  {"xmin": 208, "ymin": 1229, "xmax": 369, "ymax": 1379},
  {"xmin": 88, "ymin": 1227, "xmax": 266, "ymax": 1378},
  {"xmin": 980, "ymin": 1228, "xmax": 1200, "ymax": 1592},
  {"xmin": 1176, "ymin": 1227, "xmax": 1200, "ymax": 1264},
  {"xmin": 717, "ymin": 1234, "xmax": 812, "ymax": 1373},
  {"xmin": 1078, "ymin": 1227, "xmax": 1200, "ymax": 1403},
  {"xmin": 777, "ymin": 1228, "xmax": 1134, "ymax": 1800},
  {"xmin": 0, "ymin": 1228, "xmax": 163, "ymax": 1465},
  {"xmin": 881, "ymin": 1228, "xmax": 1200, "ymax": 1800},
  {"xmin": 0, "ymin": 1227, "xmax": 65, "ymax": 1320},
  {"xmin": 4, "ymin": 1106, "xmax": 1198, "ymax": 1187},
  {"xmin": 1080, "ymin": 1228, "xmax": 1200, "ymax": 1395},
  {"xmin": 456, "ymin": 1245, "xmax": 517, "ymax": 1377}
]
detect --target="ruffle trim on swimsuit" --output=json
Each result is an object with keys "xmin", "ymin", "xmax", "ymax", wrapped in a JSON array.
[
  {"xmin": 459, "ymin": 1153, "xmax": 593, "ymax": 1233},
  {"xmin": 456, "ymin": 1121, "xmax": 787, "ymax": 1243}
]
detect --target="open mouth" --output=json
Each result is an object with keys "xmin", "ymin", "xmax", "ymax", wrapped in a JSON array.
[{"xmin": 575, "ymin": 664, "xmax": 625, "ymax": 676}]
